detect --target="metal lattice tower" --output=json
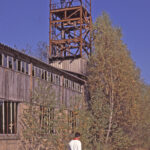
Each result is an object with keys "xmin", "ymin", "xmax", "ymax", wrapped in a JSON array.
[{"xmin": 49, "ymin": 0, "xmax": 92, "ymax": 58}]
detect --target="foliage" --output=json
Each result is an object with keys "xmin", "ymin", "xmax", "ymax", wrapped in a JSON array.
[
  {"xmin": 19, "ymin": 82, "xmax": 76, "ymax": 150},
  {"xmin": 17, "ymin": 11, "xmax": 150, "ymax": 150},
  {"xmin": 87, "ymin": 12, "xmax": 141, "ymax": 150},
  {"xmin": 133, "ymin": 84, "xmax": 150, "ymax": 149}
]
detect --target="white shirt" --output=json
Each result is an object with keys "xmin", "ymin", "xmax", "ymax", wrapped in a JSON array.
[{"xmin": 68, "ymin": 139, "xmax": 82, "ymax": 150}]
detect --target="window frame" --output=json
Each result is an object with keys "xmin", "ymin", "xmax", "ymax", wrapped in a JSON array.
[{"xmin": 0, "ymin": 100, "xmax": 18, "ymax": 135}]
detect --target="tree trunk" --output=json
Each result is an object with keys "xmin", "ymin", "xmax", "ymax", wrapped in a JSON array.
[{"xmin": 105, "ymin": 68, "xmax": 114, "ymax": 144}]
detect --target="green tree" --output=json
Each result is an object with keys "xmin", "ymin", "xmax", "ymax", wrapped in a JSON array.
[{"xmin": 87, "ymin": 12, "xmax": 141, "ymax": 150}]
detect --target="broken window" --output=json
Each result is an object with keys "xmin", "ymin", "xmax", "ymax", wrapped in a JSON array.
[
  {"xmin": 45, "ymin": 71, "xmax": 47, "ymax": 80},
  {"xmin": 51, "ymin": 73, "xmax": 53, "ymax": 83},
  {"xmin": 0, "ymin": 53, "xmax": 2, "ymax": 66},
  {"xmin": 38, "ymin": 68, "xmax": 41, "ymax": 78},
  {"xmin": 14, "ymin": 59, "xmax": 17, "ymax": 71},
  {"xmin": 0, "ymin": 101, "xmax": 18, "ymax": 134},
  {"xmin": 8, "ymin": 57, "xmax": 13, "ymax": 69},
  {"xmin": 71, "ymin": 81, "xmax": 73, "ymax": 90},
  {"xmin": 26, "ymin": 63, "xmax": 29, "ymax": 74},
  {"xmin": 64, "ymin": 78, "xmax": 68, "ymax": 88},
  {"xmin": 78, "ymin": 84, "xmax": 81, "ymax": 92},
  {"xmin": 34, "ymin": 67, "xmax": 37, "ymax": 77},
  {"xmin": 42, "ymin": 70, "xmax": 45, "ymax": 80},
  {"xmin": 36, "ymin": 67, "xmax": 40, "ymax": 78},
  {"xmin": 74, "ymin": 83, "xmax": 77, "ymax": 91},
  {"xmin": 66, "ymin": 79, "xmax": 68, "ymax": 88},
  {"xmin": 48, "ymin": 72, "xmax": 52, "ymax": 82},
  {"xmin": 73, "ymin": 82, "xmax": 75, "ymax": 90},
  {"xmin": 53, "ymin": 74, "xmax": 56, "ymax": 83},
  {"xmin": 22, "ymin": 61, "xmax": 25, "ymax": 73},
  {"xmin": 18, "ymin": 60, "xmax": 21, "ymax": 71},
  {"xmin": 32, "ymin": 66, "xmax": 35, "ymax": 76},
  {"xmin": 68, "ymin": 110, "xmax": 77, "ymax": 131},
  {"xmin": 56, "ymin": 75, "xmax": 60, "ymax": 85},
  {"xmin": 4, "ymin": 54, "xmax": 7, "ymax": 67},
  {"xmin": 40, "ymin": 106, "xmax": 54, "ymax": 134}
]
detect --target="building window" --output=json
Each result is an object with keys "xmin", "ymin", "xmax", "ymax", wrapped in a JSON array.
[
  {"xmin": 14, "ymin": 59, "xmax": 17, "ymax": 71},
  {"xmin": 68, "ymin": 110, "xmax": 76, "ymax": 131},
  {"xmin": 42, "ymin": 70, "xmax": 45, "ymax": 80},
  {"xmin": 4, "ymin": 54, "xmax": 7, "ymax": 67},
  {"xmin": 18, "ymin": 60, "xmax": 21, "ymax": 71},
  {"xmin": 0, "ymin": 53, "xmax": 2, "ymax": 66},
  {"xmin": 45, "ymin": 71, "xmax": 47, "ymax": 80},
  {"xmin": 48, "ymin": 72, "xmax": 51, "ymax": 82},
  {"xmin": 78, "ymin": 84, "xmax": 81, "ymax": 92},
  {"xmin": 8, "ymin": 57, "xmax": 13, "ymax": 69},
  {"xmin": 22, "ymin": 61, "xmax": 25, "ymax": 73},
  {"xmin": 36, "ymin": 67, "xmax": 40, "ymax": 78},
  {"xmin": 40, "ymin": 106, "xmax": 54, "ymax": 134},
  {"xmin": 53, "ymin": 74, "xmax": 56, "ymax": 83},
  {"xmin": 56, "ymin": 75, "xmax": 60, "ymax": 85},
  {"xmin": 26, "ymin": 63, "xmax": 29, "ymax": 75},
  {"xmin": 72, "ymin": 82, "xmax": 74, "ymax": 90},
  {"xmin": 32, "ymin": 66, "xmax": 35, "ymax": 77},
  {"xmin": 39, "ymin": 68, "xmax": 42, "ymax": 78},
  {"xmin": 0, "ymin": 101, "xmax": 18, "ymax": 134},
  {"xmin": 35, "ymin": 67, "xmax": 37, "ymax": 77},
  {"xmin": 51, "ymin": 73, "xmax": 53, "ymax": 83},
  {"xmin": 66, "ymin": 79, "xmax": 69, "ymax": 88}
]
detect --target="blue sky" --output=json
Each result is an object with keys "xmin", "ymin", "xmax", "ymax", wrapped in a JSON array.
[{"xmin": 0, "ymin": 0, "xmax": 150, "ymax": 84}]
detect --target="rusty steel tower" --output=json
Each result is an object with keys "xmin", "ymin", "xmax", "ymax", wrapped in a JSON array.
[{"xmin": 49, "ymin": 0, "xmax": 92, "ymax": 58}]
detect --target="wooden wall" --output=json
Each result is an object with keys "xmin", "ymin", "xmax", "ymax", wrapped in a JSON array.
[
  {"xmin": 0, "ymin": 44, "xmax": 85, "ymax": 150},
  {"xmin": 50, "ymin": 57, "xmax": 87, "ymax": 75},
  {"xmin": 0, "ymin": 66, "xmax": 82, "ymax": 106},
  {"xmin": 0, "ymin": 67, "xmax": 30, "ymax": 102}
]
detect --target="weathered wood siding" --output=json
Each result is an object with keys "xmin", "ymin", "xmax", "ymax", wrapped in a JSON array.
[
  {"xmin": 0, "ymin": 66, "xmax": 82, "ymax": 106},
  {"xmin": 0, "ymin": 43, "xmax": 85, "ymax": 150},
  {"xmin": 32, "ymin": 77, "xmax": 82, "ymax": 107},
  {"xmin": 50, "ymin": 58, "xmax": 87, "ymax": 75},
  {"xmin": 0, "ymin": 67, "xmax": 30, "ymax": 102}
]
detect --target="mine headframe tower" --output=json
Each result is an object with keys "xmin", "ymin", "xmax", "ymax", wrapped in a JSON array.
[{"xmin": 49, "ymin": 0, "xmax": 92, "ymax": 58}]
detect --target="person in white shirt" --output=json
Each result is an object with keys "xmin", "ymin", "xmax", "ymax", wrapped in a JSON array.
[{"xmin": 68, "ymin": 132, "xmax": 82, "ymax": 150}]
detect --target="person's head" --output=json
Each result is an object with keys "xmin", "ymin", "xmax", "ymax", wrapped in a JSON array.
[{"xmin": 75, "ymin": 132, "xmax": 81, "ymax": 138}]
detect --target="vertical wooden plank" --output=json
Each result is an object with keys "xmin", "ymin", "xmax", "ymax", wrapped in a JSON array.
[
  {"xmin": 7, "ymin": 55, "xmax": 9, "ymax": 68},
  {"xmin": 24, "ymin": 62, "xmax": 26, "ymax": 74},
  {"xmin": 29, "ymin": 63, "xmax": 33, "ymax": 101},
  {"xmin": 16, "ymin": 59, "xmax": 18, "ymax": 72},
  {"xmin": 14, "ymin": 102, "xmax": 16, "ymax": 134},
  {"xmin": 2, "ymin": 102, "xmax": 4, "ymax": 134},
  {"xmin": 2, "ymin": 53, "xmax": 4, "ymax": 66},
  {"xmin": 20, "ymin": 61, "xmax": 22, "ymax": 73},
  {"xmin": 10, "ymin": 102, "xmax": 12, "ymax": 134},
  {"xmin": 62, "ymin": 76, "xmax": 64, "ymax": 105},
  {"xmin": 7, "ymin": 102, "xmax": 8, "ymax": 134},
  {"xmin": 12, "ymin": 57, "xmax": 14, "ymax": 70}
]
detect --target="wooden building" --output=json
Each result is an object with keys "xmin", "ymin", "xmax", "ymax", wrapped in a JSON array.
[
  {"xmin": 0, "ymin": 0, "xmax": 92, "ymax": 148},
  {"xmin": 0, "ymin": 43, "xmax": 86, "ymax": 150}
]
